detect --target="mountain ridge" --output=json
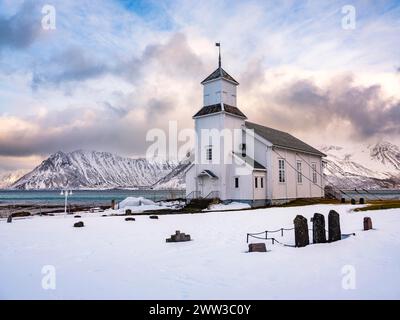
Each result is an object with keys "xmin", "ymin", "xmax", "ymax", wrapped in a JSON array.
[
  {"xmin": 2, "ymin": 141, "xmax": 400, "ymax": 191},
  {"xmin": 322, "ymin": 140, "xmax": 400, "ymax": 189},
  {"xmin": 9, "ymin": 150, "xmax": 182, "ymax": 190}
]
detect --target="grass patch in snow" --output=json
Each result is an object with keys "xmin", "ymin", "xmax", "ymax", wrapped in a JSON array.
[
  {"xmin": 353, "ymin": 200, "xmax": 400, "ymax": 212},
  {"xmin": 279, "ymin": 198, "xmax": 341, "ymax": 207}
]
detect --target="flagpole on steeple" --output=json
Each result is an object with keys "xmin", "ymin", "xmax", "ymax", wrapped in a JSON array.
[{"xmin": 216, "ymin": 42, "xmax": 221, "ymax": 68}]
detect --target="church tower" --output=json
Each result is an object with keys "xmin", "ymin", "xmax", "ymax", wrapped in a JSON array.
[
  {"xmin": 191, "ymin": 44, "xmax": 247, "ymax": 200},
  {"xmin": 194, "ymin": 43, "xmax": 246, "ymax": 118}
]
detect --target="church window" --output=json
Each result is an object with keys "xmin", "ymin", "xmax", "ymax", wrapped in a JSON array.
[
  {"xmin": 297, "ymin": 161, "xmax": 303, "ymax": 183},
  {"xmin": 206, "ymin": 146, "xmax": 213, "ymax": 161},
  {"xmin": 279, "ymin": 159, "xmax": 286, "ymax": 183},
  {"xmin": 312, "ymin": 163, "xmax": 317, "ymax": 184}
]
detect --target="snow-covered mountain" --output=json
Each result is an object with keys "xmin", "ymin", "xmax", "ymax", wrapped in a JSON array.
[
  {"xmin": 153, "ymin": 152, "xmax": 193, "ymax": 190},
  {"xmin": 0, "ymin": 170, "xmax": 29, "ymax": 189},
  {"xmin": 10, "ymin": 150, "xmax": 183, "ymax": 190},
  {"xmin": 4, "ymin": 141, "xmax": 400, "ymax": 191},
  {"xmin": 322, "ymin": 141, "xmax": 400, "ymax": 189}
]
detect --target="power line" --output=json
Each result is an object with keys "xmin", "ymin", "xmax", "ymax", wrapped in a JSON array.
[
  {"xmin": 273, "ymin": 148, "xmax": 327, "ymax": 195},
  {"xmin": 296, "ymin": 152, "xmax": 381, "ymax": 201}
]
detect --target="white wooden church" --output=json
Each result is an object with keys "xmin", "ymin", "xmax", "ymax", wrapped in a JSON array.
[{"xmin": 185, "ymin": 47, "xmax": 326, "ymax": 207}]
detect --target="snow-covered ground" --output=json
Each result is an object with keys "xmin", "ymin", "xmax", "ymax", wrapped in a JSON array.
[
  {"xmin": 204, "ymin": 202, "xmax": 251, "ymax": 211},
  {"xmin": 1, "ymin": 204, "xmax": 399, "ymax": 300},
  {"xmin": 107, "ymin": 197, "xmax": 184, "ymax": 214}
]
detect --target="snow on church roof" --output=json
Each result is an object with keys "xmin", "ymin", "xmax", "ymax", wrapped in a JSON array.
[
  {"xmin": 201, "ymin": 67, "xmax": 239, "ymax": 85},
  {"xmin": 245, "ymin": 121, "xmax": 326, "ymax": 157}
]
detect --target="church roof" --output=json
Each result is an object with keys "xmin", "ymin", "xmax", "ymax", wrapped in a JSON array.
[
  {"xmin": 201, "ymin": 67, "xmax": 239, "ymax": 85},
  {"xmin": 193, "ymin": 104, "xmax": 247, "ymax": 119},
  {"xmin": 233, "ymin": 152, "xmax": 266, "ymax": 170},
  {"xmin": 198, "ymin": 170, "xmax": 218, "ymax": 179},
  {"xmin": 245, "ymin": 121, "xmax": 326, "ymax": 157}
]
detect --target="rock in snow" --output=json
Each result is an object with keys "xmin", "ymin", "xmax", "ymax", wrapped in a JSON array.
[{"xmin": 73, "ymin": 221, "xmax": 84, "ymax": 228}]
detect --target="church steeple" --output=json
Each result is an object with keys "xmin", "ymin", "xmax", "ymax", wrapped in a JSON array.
[
  {"xmin": 200, "ymin": 43, "xmax": 239, "ymax": 86},
  {"xmin": 216, "ymin": 42, "xmax": 221, "ymax": 68},
  {"xmin": 193, "ymin": 44, "xmax": 246, "ymax": 119}
]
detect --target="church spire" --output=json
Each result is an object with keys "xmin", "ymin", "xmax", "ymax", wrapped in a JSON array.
[{"xmin": 216, "ymin": 42, "xmax": 221, "ymax": 68}]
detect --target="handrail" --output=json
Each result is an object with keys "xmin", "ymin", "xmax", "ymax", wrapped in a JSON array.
[
  {"xmin": 204, "ymin": 191, "xmax": 220, "ymax": 199},
  {"xmin": 186, "ymin": 191, "xmax": 202, "ymax": 200}
]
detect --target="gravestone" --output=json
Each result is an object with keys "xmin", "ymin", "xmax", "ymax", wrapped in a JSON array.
[
  {"xmin": 359, "ymin": 198, "xmax": 365, "ymax": 204},
  {"xmin": 341, "ymin": 198, "xmax": 346, "ymax": 204},
  {"xmin": 249, "ymin": 243, "xmax": 267, "ymax": 253},
  {"xmin": 7, "ymin": 215, "xmax": 12, "ymax": 223},
  {"xmin": 294, "ymin": 215, "xmax": 309, "ymax": 248},
  {"xmin": 364, "ymin": 217, "xmax": 373, "ymax": 231},
  {"xmin": 74, "ymin": 221, "xmax": 84, "ymax": 228},
  {"xmin": 328, "ymin": 210, "xmax": 341, "ymax": 242},
  {"xmin": 312, "ymin": 213, "xmax": 326, "ymax": 244},
  {"xmin": 125, "ymin": 209, "xmax": 132, "ymax": 215},
  {"xmin": 111, "ymin": 199, "xmax": 116, "ymax": 210},
  {"xmin": 351, "ymin": 198, "xmax": 356, "ymax": 205},
  {"xmin": 166, "ymin": 230, "xmax": 191, "ymax": 242}
]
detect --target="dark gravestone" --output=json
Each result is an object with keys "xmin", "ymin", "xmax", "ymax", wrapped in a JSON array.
[
  {"xmin": 74, "ymin": 221, "xmax": 84, "ymax": 228},
  {"xmin": 341, "ymin": 198, "xmax": 346, "ymax": 204},
  {"xmin": 351, "ymin": 198, "xmax": 356, "ymax": 205},
  {"xmin": 364, "ymin": 217, "xmax": 373, "ymax": 231},
  {"xmin": 125, "ymin": 209, "xmax": 132, "ymax": 215},
  {"xmin": 294, "ymin": 215, "xmax": 309, "ymax": 248},
  {"xmin": 166, "ymin": 230, "xmax": 191, "ymax": 242},
  {"xmin": 7, "ymin": 215, "xmax": 12, "ymax": 223},
  {"xmin": 125, "ymin": 217, "xmax": 135, "ymax": 221},
  {"xmin": 312, "ymin": 213, "xmax": 326, "ymax": 244},
  {"xmin": 359, "ymin": 198, "xmax": 365, "ymax": 205},
  {"xmin": 249, "ymin": 243, "xmax": 267, "ymax": 253},
  {"xmin": 111, "ymin": 199, "xmax": 116, "ymax": 210},
  {"xmin": 328, "ymin": 210, "xmax": 341, "ymax": 242}
]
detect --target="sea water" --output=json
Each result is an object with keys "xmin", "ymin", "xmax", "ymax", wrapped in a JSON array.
[{"xmin": 0, "ymin": 189, "xmax": 185, "ymax": 206}]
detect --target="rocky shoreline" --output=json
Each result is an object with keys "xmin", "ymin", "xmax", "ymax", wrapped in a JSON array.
[{"xmin": 0, "ymin": 204, "xmax": 111, "ymax": 219}]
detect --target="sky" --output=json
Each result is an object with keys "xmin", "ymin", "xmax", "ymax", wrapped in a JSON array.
[{"xmin": 0, "ymin": 0, "xmax": 400, "ymax": 173}]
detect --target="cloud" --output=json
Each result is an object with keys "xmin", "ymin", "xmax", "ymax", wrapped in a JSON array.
[
  {"xmin": 0, "ymin": 107, "xmax": 150, "ymax": 158},
  {"xmin": 32, "ymin": 46, "xmax": 111, "ymax": 89},
  {"xmin": 267, "ymin": 74, "xmax": 400, "ymax": 139},
  {"xmin": 31, "ymin": 32, "xmax": 205, "ymax": 90},
  {"xmin": 1, "ymin": 0, "xmax": 400, "ymax": 171},
  {"xmin": 0, "ymin": 0, "xmax": 42, "ymax": 51}
]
